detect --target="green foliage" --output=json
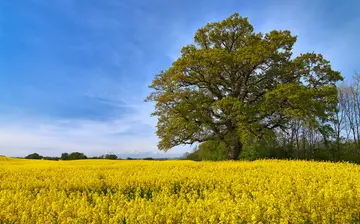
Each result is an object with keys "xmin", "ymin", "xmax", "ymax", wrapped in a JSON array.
[
  {"xmin": 61, "ymin": 153, "xmax": 69, "ymax": 160},
  {"xmin": 42, "ymin": 157, "xmax": 59, "ymax": 161},
  {"xmin": 147, "ymin": 13, "xmax": 342, "ymax": 160},
  {"xmin": 185, "ymin": 151, "xmax": 200, "ymax": 161},
  {"xmin": 239, "ymin": 143, "xmax": 270, "ymax": 161},
  {"xmin": 105, "ymin": 154, "xmax": 118, "ymax": 160},
  {"xmin": 143, "ymin": 157, "xmax": 154, "ymax": 160},
  {"xmin": 186, "ymin": 140, "xmax": 227, "ymax": 161},
  {"xmin": 67, "ymin": 152, "xmax": 87, "ymax": 160},
  {"xmin": 197, "ymin": 140, "xmax": 227, "ymax": 161},
  {"xmin": 25, "ymin": 153, "xmax": 43, "ymax": 160}
]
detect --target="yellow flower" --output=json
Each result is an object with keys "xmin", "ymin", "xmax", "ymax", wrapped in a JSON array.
[{"xmin": 1, "ymin": 159, "xmax": 360, "ymax": 223}]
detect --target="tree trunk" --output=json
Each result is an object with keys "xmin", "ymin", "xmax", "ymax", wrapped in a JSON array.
[{"xmin": 227, "ymin": 142, "xmax": 242, "ymax": 160}]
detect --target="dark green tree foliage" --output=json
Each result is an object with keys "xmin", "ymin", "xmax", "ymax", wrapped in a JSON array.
[
  {"xmin": 147, "ymin": 13, "xmax": 342, "ymax": 160},
  {"xmin": 105, "ymin": 154, "xmax": 118, "ymax": 160},
  {"xmin": 185, "ymin": 151, "xmax": 200, "ymax": 161},
  {"xmin": 187, "ymin": 140, "xmax": 227, "ymax": 161},
  {"xmin": 67, "ymin": 152, "xmax": 87, "ymax": 160},
  {"xmin": 61, "ymin": 153, "xmax": 69, "ymax": 160},
  {"xmin": 25, "ymin": 153, "xmax": 43, "ymax": 160},
  {"xmin": 43, "ymin": 156, "xmax": 60, "ymax": 161}
]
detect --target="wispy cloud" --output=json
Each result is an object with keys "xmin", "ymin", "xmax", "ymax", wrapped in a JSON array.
[{"xmin": 0, "ymin": 103, "xmax": 159, "ymax": 157}]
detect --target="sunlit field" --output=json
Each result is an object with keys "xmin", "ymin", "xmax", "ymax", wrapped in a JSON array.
[{"xmin": 1, "ymin": 158, "xmax": 360, "ymax": 223}]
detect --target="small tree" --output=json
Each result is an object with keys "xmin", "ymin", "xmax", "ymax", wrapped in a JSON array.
[
  {"xmin": 67, "ymin": 152, "xmax": 87, "ymax": 160},
  {"xmin": 105, "ymin": 154, "xmax": 118, "ymax": 160},
  {"xmin": 25, "ymin": 153, "xmax": 43, "ymax": 160}
]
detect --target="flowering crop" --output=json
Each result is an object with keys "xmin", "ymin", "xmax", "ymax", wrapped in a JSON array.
[{"xmin": 1, "ymin": 158, "xmax": 360, "ymax": 223}]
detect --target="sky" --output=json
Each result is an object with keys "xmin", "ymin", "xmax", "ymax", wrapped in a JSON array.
[{"xmin": 0, "ymin": 0, "xmax": 359, "ymax": 157}]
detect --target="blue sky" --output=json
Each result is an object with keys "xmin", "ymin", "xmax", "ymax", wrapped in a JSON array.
[{"xmin": 0, "ymin": 0, "xmax": 359, "ymax": 157}]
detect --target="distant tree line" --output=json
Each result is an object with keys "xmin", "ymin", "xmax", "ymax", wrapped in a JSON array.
[
  {"xmin": 23, "ymin": 153, "xmax": 170, "ymax": 161},
  {"xmin": 24, "ymin": 152, "xmax": 119, "ymax": 161}
]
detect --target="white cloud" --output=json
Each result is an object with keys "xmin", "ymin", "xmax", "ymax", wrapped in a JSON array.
[
  {"xmin": 0, "ymin": 101, "xmax": 177, "ymax": 157},
  {"xmin": 0, "ymin": 99, "xmax": 192, "ymax": 157}
]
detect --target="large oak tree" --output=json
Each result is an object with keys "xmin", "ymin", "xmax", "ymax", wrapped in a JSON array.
[{"xmin": 146, "ymin": 13, "xmax": 343, "ymax": 160}]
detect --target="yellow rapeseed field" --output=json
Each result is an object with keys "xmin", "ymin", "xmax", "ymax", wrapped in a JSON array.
[{"xmin": 1, "ymin": 158, "xmax": 360, "ymax": 223}]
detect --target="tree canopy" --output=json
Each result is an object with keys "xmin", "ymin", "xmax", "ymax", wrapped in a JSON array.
[
  {"xmin": 25, "ymin": 153, "xmax": 43, "ymax": 160},
  {"xmin": 147, "ymin": 13, "xmax": 343, "ymax": 160},
  {"xmin": 61, "ymin": 153, "xmax": 69, "ymax": 160},
  {"xmin": 67, "ymin": 152, "xmax": 87, "ymax": 160},
  {"xmin": 105, "ymin": 154, "xmax": 118, "ymax": 160}
]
